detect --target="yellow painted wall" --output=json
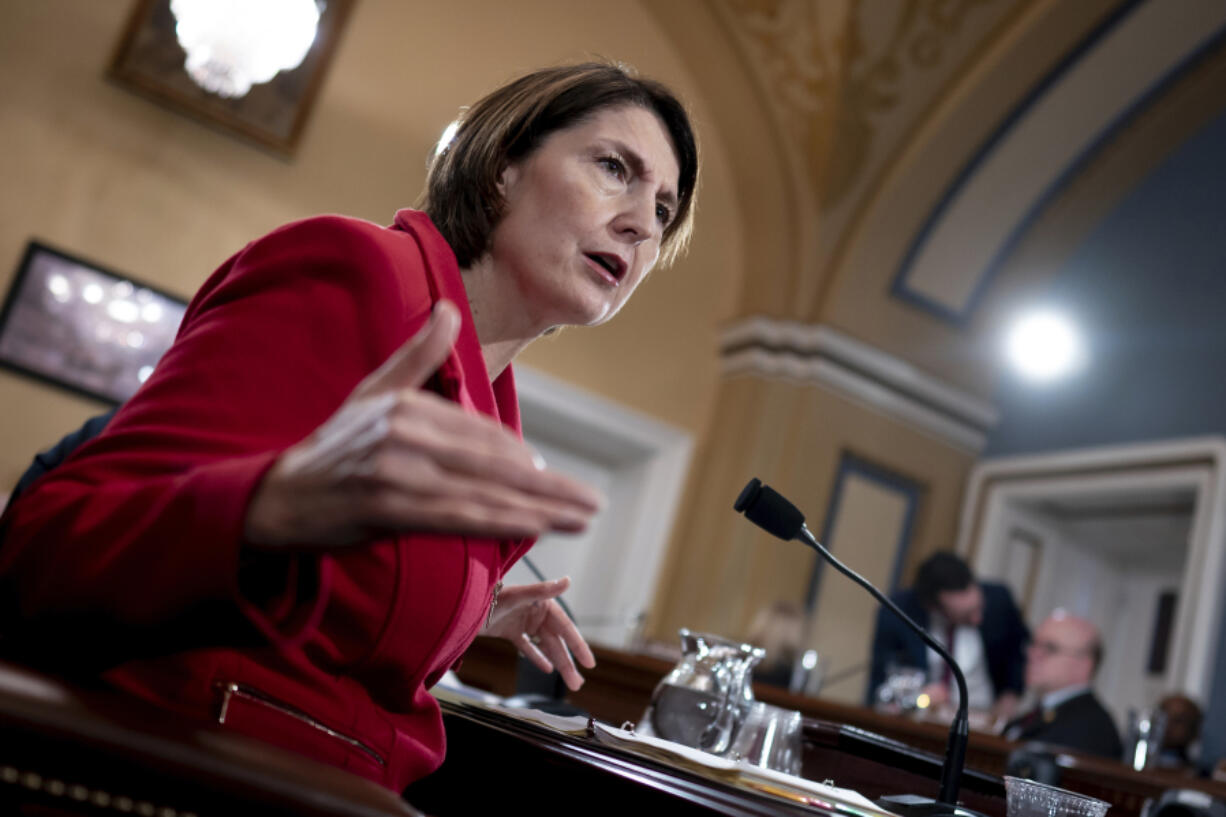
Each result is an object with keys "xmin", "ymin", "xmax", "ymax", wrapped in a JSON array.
[
  {"xmin": 0, "ymin": 0, "xmax": 745, "ymax": 491},
  {"xmin": 649, "ymin": 374, "xmax": 974, "ymax": 648}
]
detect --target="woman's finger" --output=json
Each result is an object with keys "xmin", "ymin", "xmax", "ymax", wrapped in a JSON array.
[
  {"xmin": 385, "ymin": 398, "xmax": 602, "ymax": 512},
  {"xmin": 317, "ymin": 397, "xmax": 585, "ymax": 516},
  {"xmin": 548, "ymin": 604, "xmax": 596, "ymax": 670},
  {"xmin": 366, "ymin": 489, "xmax": 557, "ymax": 539},
  {"xmin": 357, "ymin": 453, "xmax": 592, "ymax": 536},
  {"xmin": 378, "ymin": 432, "xmax": 599, "ymax": 522},
  {"xmin": 534, "ymin": 625, "xmax": 583, "ymax": 691},
  {"xmin": 496, "ymin": 577, "xmax": 570, "ymax": 607},
  {"xmin": 516, "ymin": 633, "xmax": 555, "ymax": 675}
]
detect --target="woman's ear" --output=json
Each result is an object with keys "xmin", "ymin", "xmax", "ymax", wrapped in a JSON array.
[{"xmin": 496, "ymin": 161, "xmax": 522, "ymax": 199}]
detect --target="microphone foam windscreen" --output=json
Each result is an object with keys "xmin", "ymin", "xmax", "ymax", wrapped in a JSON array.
[{"xmin": 734, "ymin": 478, "xmax": 805, "ymax": 541}]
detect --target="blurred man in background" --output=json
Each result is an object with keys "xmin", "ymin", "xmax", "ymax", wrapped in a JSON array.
[
  {"xmin": 868, "ymin": 552, "xmax": 1029, "ymax": 720},
  {"xmin": 1003, "ymin": 611, "xmax": 1123, "ymax": 759},
  {"xmin": 1157, "ymin": 693, "xmax": 1204, "ymax": 773}
]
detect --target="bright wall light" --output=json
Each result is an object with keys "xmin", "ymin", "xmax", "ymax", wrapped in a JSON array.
[
  {"xmin": 1004, "ymin": 309, "xmax": 1085, "ymax": 383},
  {"xmin": 170, "ymin": 0, "xmax": 321, "ymax": 99}
]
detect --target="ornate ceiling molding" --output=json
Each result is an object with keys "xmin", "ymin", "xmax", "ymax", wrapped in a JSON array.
[
  {"xmin": 716, "ymin": 0, "xmax": 1005, "ymax": 208},
  {"xmin": 720, "ymin": 315, "xmax": 999, "ymax": 452}
]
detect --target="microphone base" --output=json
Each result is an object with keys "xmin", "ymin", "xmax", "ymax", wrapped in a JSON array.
[{"xmin": 876, "ymin": 794, "xmax": 991, "ymax": 817}]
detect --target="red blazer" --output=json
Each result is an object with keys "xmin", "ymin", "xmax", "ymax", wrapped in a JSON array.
[{"xmin": 0, "ymin": 210, "xmax": 531, "ymax": 790}]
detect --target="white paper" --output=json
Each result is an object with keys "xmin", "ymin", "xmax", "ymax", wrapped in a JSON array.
[
  {"xmin": 591, "ymin": 721, "xmax": 740, "ymax": 771},
  {"xmin": 489, "ymin": 705, "xmax": 591, "ymax": 735}
]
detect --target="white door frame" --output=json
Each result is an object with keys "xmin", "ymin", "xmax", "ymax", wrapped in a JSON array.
[
  {"xmin": 514, "ymin": 366, "xmax": 693, "ymax": 648},
  {"xmin": 955, "ymin": 436, "xmax": 1226, "ymax": 701}
]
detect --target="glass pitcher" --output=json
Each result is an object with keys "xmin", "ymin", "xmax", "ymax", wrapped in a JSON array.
[{"xmin": 643, "ymin": 628, "xmax": 765, "ymax": 755}]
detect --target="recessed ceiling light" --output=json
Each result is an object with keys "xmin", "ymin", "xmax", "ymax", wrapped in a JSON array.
[{"xmin": 1004, "ymin": 309, "xmax": 1084, "ymax": 382}]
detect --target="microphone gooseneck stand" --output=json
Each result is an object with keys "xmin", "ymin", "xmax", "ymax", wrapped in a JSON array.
[{"xmin": 734, "ymin": 477, "xmax": 986, "ymax": 817}]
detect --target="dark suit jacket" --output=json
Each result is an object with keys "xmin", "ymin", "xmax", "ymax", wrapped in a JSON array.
[
  {"xmin": 6, "ymin": 410, "xmax": 116, "ymax": 506},
  {"xmin": 1004, "ymin": 689, "xmax": 1124, "ymax": 760},
  {"xmin": 866, "ymin": 581, "xmax": 1029, "ymax": 705}
]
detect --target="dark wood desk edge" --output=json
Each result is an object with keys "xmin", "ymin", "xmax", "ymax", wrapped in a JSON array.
[
  {"xmin": 457, "ymin": 637, "xmax": 1226, "ymax": 813},
  {"xmin": 0, "ymin": 660, "xmax": 419, "ymax": 817},
  {"xmin": 434, "ymin": 698, "xmax": 847, "ymax": 817},
  {"xmin": 805, "ymin": 719, "xmax": 1005, "ymax": 797}
]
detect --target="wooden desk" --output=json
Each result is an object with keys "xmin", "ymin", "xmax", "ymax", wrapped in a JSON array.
[
  {"xmin": 406, "ymin": 699, "xmax": 859, "ymax": 816},
  {"xmin": 0, "ymin": 661, "xmax": 419, "ymax": 817},
  {"xmin": 455, "ymin": 638, "xmax": 1226, "ymax": 816},
  {"xmin": 451, "ymin": 638, "xmax": 1005, "ymax": 815}
]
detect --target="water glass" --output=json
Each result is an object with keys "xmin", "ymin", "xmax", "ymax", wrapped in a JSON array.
[
  {"xmin": 730, "ymin": 702, "xmax": 803, "ymax": 776},
  {"xmin": 875, "ymin": 666, "xmax": 926, "ymax": 711},
  {"xmin": 1125, "ymin": 707, "xmax": 1168, "ymax": 770},
  {"xmin": 1004, "ymin": 776, "xmax": 1110, "ymax": 817}
]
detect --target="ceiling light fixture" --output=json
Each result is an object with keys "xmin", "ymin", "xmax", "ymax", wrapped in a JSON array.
[
  {"xmin": 170, "ymin": 0, "xmax": 322, "ymax": 99},
  {"xmin": 1004, "ymin": 309, "xmax": 1085, "ymax": 383}
]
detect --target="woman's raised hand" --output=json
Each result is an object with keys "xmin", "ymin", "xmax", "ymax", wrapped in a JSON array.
[
  {"xmin": 243, "ymin": 300, "xmax": 603, "ymax": 550},
  {"xmin": 482, "ymin": 576, "xmax": 596, "ymax": 691}
]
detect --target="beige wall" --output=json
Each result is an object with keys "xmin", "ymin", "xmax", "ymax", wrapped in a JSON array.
[
  {"xmin": 0, "ymin": 0, "xmax": 745, "ymax": 490},
  {"xmin": 649, "ymin": 374, "xmax": 973, "ymax": 645}
]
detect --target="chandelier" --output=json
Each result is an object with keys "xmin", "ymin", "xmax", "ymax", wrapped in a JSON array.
[{"xmin": 170, "ymin": 0, "xmax": 322, "ymax": 98}]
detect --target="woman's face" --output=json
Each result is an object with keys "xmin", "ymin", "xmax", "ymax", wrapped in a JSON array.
[{"xmin": 487, "ymin": 103, "xmax": 681, "ymax": 330}]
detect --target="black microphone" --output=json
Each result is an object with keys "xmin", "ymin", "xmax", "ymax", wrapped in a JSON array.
[{"xmin": 735, "ymin": 478, "xmax": 982, "ymax": 817}]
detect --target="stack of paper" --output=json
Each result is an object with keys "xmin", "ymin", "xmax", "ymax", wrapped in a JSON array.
[
  {"xmin": 736, "ymin": 763, "xmax": 897, "ymax": 817},
  {"xmin": 488, "ymin": 704, "xmax": 592, "ymax": 737},
  {"xmin": 591, "ymin": 721, "xmax": 740, "ymax": 777},
  {"xmin": 591, "ymin": 722, "xmax": 899, "ymax": 817}
]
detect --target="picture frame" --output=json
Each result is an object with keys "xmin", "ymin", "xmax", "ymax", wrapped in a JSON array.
[
  {"xmin": 0, "ymin": 241, "xmax": 188, "ymax": 406},
  {"xmin": 107, "ymin": 0, "xmax": 356, "ymax": 156}
]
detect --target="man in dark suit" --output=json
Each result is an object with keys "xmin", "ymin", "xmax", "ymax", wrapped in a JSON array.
[
  {"xmin": 867, "ymin": 552, "xmax": 1029, "ymax": 720},
  {"xmin": 1003, "ymin": 612, "xmax": 1123, "ymax": 760}
]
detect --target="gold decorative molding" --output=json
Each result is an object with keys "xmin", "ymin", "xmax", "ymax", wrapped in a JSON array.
[{"xmin": 719, "ymin": 0, "xmax": 995, "ymax": 207}]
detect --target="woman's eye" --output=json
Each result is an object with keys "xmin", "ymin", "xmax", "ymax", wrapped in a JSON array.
[
  {"xmin": 656, "ymin": 203, "xmax": 673, "ymax": 227},
  {"xmin": 598, "ymin": 156, "xmax": 627, "ymax": 179}
]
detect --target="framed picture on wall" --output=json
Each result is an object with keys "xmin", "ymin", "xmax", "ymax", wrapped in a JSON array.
[
  {"xmin": 802, "ymin": 451, "xmax": 924, "ymax": 702},
  {"xmin": 810, "ymin": 451, "xmax": 925, "ymax": 603},
  {"xmin": 0, "ymin": 241, "xmax": 188, "ymax": 406},
  {"xmin": 107, "ymin": 0, "xmax": 356, "ymax": 155}
]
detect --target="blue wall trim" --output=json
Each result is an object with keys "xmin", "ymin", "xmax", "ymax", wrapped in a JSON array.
[
  {"xmin": 804, "ymin": 452, "xmax": 923, "ymax": 612},
  {"xmin": 889, "ymin": 0, "xmax": 1226, "ymax": 326}
]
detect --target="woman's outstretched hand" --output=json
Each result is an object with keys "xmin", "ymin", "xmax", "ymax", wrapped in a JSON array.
[
  {"xmin": 243, "ymin": 300, "xmax": 603, "ymax": 549},
  {"xmin": 482, "ymin": 576, "xmax": 596, "ymax": 691}
]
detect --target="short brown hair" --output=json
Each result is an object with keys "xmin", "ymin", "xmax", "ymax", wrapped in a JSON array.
[
  {"xmin": 914, "ymin": 552, "xmax": 974, "ymax": 610},
  {"xmin": 421, "ymin": 62, "xmax": 699, "ymax": 269}
]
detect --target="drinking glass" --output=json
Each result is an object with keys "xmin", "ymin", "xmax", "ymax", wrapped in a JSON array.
[
  {"xmin": 729, "ymin": 702, "xmax": 803, "ymax": 776},
  {"xmin": 1004, "ymin": 776, "xmax": 1110, "ymax": 817},
  {"xmin": 1125, "ymin": 707, "xmax": 1168, "ymax": 770}
]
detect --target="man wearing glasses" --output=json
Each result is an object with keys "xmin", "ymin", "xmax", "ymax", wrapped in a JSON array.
[{"xmin": 1003, "ymin": 611, "xmax": 1123, "ymax": 759}]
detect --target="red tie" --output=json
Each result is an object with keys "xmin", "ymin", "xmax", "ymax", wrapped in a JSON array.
[{"xmin": 942, "ymin": 623, "xmax": 955, "ymax": 688}]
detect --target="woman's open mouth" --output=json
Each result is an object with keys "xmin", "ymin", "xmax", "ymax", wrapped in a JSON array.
[{"xmin": 584, "ymin": 252, "xmax": 626, "ymax": 285}]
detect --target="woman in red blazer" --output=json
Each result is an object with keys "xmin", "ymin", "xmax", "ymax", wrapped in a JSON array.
[{"xmin": 0, "ymin": 62, "xmax": 699, "ymax": 792}]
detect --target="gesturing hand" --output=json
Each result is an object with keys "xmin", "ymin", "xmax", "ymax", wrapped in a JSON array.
[
  {"xmin": 482, "ymin": 576, "xmax": 596, "ymax": 691},
  {"xmin": 243, "ymin": 300, "xmax": 603, "ymax": 550}
]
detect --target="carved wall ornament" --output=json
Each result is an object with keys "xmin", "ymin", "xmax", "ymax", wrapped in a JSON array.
[{"xmin": 719, "ymin": 0, "xmax": 994, "ymax": 207}]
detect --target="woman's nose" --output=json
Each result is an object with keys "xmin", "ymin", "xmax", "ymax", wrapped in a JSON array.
[{"xmin": 614, "ymin": 196, "xmax": 656, "ymax": 244}]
